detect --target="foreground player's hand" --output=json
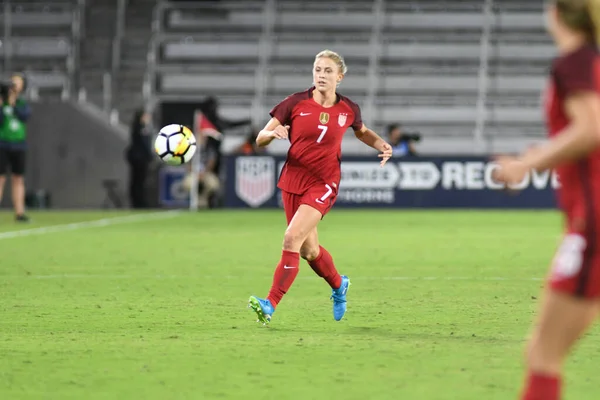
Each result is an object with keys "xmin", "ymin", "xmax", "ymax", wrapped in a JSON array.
[
  {"xmin": 378, "ymin": 142, "xmax": 393, "ymax": 167},
  {"xmin": 493, "ymin": 156, "xmax": 529, "ymax": 186},
  {"xmin": 272, "ymin": 125, "xmax": 290, "ymax": 140}
]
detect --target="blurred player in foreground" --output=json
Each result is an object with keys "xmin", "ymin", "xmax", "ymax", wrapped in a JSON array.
[
  {"xmin": 494, "ymin": 1, "xmax": 600, "ymax": 399},
  {"xmin": 248, "ymin": 50, "xmax": 392, "ymax": 325}
]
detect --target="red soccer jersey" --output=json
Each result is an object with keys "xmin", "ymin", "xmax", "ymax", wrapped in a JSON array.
[
  {"xmin": 270, "ymin": 86, "xmax": 363, "ymax": 195},
  {"xmin": 545, "ymin": 44, "xmax": 600, "ymax": 230}
]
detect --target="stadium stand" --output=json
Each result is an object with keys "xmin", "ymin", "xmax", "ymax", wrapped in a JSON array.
[
  {"xmin": 149, "ymin": 0, "xmax": 552, "ymax": 155},
  {"xmin": 0, "ymin": 0, "xmax": 552, "ymax": 155},
  {"xmin": 0, "ymin": 0, "xmax": 79, "ymax": 99},
  {"xmin": 154, "ymin": 1, "xmax": 265, "ymax": 120},
  {"xmin": 70, "ymin": 0, "xmax": 153, "ymax": 126}
]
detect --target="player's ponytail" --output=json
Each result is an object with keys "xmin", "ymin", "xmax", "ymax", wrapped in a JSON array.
[
  {"xmin": 555, "ymin": 0, "xmax": 600, "ymax": 43},
  {"xmin": 588, "ymin": 0, "xmax": 600, "ymax": 45}
]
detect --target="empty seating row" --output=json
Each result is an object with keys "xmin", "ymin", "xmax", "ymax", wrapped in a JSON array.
[
  {"xmin": 161, "ymin": 41, "xmax": 555, "ymax": 61},
  {"xmin": 159, "ymin": 72, "xmax": 543, "ymax": 93},
  {"xmin": 0, "ymin": 37, "xmax": 70, "ymax": 57},
  {"xmin": 164, "ymin": 9, "xmax": 544, "ymax": 31},
  {"xmin": 0, "ymin": 1, "xmax": 75, "ymax": 97}
]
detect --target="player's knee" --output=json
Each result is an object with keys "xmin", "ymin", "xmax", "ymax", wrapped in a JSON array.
[
  {"xmin": 524, "ymin": 338, "xmax": 560, "ymax": 373},
  {"xmin": 300, "ymin": 244, "xmax": 319, "ymax": 261},
  {"xmin": 283, "ymin": 228, "xmax": 304, "ymax": 250}
]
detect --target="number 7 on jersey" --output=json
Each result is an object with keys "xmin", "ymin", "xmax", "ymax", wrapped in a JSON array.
[{"xmin": 316, "ymin": 125, "xmax": 328, "ymax": 143}]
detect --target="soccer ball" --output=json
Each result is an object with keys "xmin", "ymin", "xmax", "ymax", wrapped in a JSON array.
[{"xmin": 154, "ymin": 124, "xmax": 197, "ymax": 165}]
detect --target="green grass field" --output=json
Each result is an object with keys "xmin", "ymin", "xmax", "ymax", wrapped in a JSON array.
[{"xmin": 1, "ymin": 209, "xmax": 599, "ymax": 400}]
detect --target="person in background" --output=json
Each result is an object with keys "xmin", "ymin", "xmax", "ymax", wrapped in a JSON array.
[
  {"xmin": 125, "ymin": 109, "xmax": 154, "ymax": 208},
  {"xmin": 387, "ymin": 123, "xmax": 419, "ymax": 157},
  {"xmin": 234, "ymin": 127, "xmax": 266, "ymax": 155},
  {"xmin": 0, "ymin": 73, "xmax": 31, "ymax": 222},
  {"xmin": 197, "ymin": 128, "xmax": 223, "ymax": 208},
  {"xmin": 184, "ymin": 96, "xmax": 253, "ymax": 208}
]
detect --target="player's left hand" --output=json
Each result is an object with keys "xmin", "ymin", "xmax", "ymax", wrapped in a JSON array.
[
  {"xmin": 493, "ymin": 155, "xmax": 529, "ymax": 186},
  {"xmin": 378, "ymin": 142, "xmax": 393, "ymax": 167}
]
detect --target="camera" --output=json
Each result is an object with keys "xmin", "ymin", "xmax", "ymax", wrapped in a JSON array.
[
  {"xmin": 400, "ymin": 131, "xmax": 422, "ymax": 143},
  {"xmin": 0, "ymin": 80, "xmax": 15, "ymax": 103}
]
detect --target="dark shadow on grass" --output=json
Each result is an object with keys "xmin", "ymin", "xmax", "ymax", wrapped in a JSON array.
[
  {"xmin": 345, "ymin": 326, "xmax": 525, "ymax": 345},
  {"xmin": 247, "ymin": 324, "xmax": 525, "ymax": 345}
]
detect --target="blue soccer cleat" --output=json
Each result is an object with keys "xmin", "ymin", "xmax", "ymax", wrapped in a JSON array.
[
  {"xmin": 331, "ymin": 275, "xmax": 350, "ymax": 321},
  {"xmin": 248, "ymin": 296, "xmax": 274, "ymax": 325}
]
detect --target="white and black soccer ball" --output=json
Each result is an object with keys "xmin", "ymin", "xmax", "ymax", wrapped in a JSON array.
[{"xmin": 154, "ymin": 124, "xmax": 197, "ymax": 165}]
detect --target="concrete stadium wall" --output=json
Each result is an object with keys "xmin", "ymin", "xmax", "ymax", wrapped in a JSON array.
[{"xmin": 1, "ymin": 101, "xmax": 129, "ymax": 209}]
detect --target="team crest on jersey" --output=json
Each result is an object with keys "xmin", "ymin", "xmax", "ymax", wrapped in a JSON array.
[
  {"xmin": 235, "ymin": 156, "xmax": 275, "ymax": 207},
  {"xmin": 338, "ymin": 113, "xmax": 348, "ymax": 127},
  {"xmin": 319, "ymin": 112, "xmax": 329, "ymax": 124}
]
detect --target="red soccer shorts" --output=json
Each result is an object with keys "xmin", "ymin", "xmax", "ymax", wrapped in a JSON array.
[
  {"xmin": 549, "ymin": 231, "xmax": 600, "ymax": 298},
  {"xmin": 281, "ymin": 183, "xmax": 338, "ymax": 224}
]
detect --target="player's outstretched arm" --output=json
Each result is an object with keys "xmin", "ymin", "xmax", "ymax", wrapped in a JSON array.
[
  {"xmin": 256, "ymin": 118, "xmax": 290, "ymax": 147},
  {"xmin": 354, "ymin": 124, "xmax": 393, "ymax": 167},
  {"xmin": 524, "ymin": 92, "xmax": 600, "ymax": 170},
  {"xmin": 495, "ymin": 92, "xmax": 600, "ymax": 184}
]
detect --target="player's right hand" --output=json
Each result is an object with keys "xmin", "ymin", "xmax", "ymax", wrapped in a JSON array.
[
  {"xmin": 271, "ymin": 125, "xmax": 290, "ymax": 140},
  {"xmin": 492, "ymin": 155, "xmax": 529, "ymax": 186}
]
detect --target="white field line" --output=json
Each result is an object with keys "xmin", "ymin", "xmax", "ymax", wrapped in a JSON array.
[
  {"xmin": 2, "ymin": 274, "xmax": 544, "ymax": 281},
  {"xmin": 0, "ymin": 210, "xmax": 181, "ymax": 241}
]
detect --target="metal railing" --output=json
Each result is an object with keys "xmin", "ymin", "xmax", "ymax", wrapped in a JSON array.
[
  {"xmin": 69, "ymin": 0, "xmax": 86, "ymax": 99},
  {"xmin": 103, "ymin": 71, "xmax": 112, "ymax": 113},
  {"xmin": 2, "ymin": 1, "xmax": 12, "ymax": 74},
  {"xmin": 251, "ymin": 0, "xmax": 275, "ymax": 125},
  {"xmin": 364, "ymin": 0, "xmax": 384, "ymax": 125},
  {"xmin": 473, "ymin": 0, "xmax": 493, "ymax": 150},
  {"xmin": 85, "ymin": 0, "xmax": 127, "ymax": 119},
  {"xmin": 109, "ymin": 0, "xmax": 127, "ymax": 113},
  {"xmin": 142, "ymin": 1, "xmax": 163, "ymax": 116}
]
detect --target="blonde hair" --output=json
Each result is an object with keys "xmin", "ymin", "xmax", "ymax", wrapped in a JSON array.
[
  {"xmin": 315, "ymin": 49, "xmax": 348, "ymax": 75},
  {"xmin": 589, "ymin": 0, "xmax": 600, "ymax": 44},
  {"xmin": 555, "ymin": 0, "xmax": 600, "ymax": 43}
]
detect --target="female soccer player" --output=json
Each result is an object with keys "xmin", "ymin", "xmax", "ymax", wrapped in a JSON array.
[
  {"xmin": 248, "ymin": 49, "xmax": 392, "ymax": 325},
  {"xmin": 494, "ymin": 1, "xmax": 600, "ymax": 399}
]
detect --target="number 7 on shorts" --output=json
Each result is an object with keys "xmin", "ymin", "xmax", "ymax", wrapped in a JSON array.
[{"xmin": 316, "ymin": 184, "xmax": 333, "ymax": 204}]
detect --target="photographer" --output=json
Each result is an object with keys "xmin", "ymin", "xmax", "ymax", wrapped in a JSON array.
[
  {"xmin": 387, "ymin": 123, "xmax": 420, "ymax": 157},
  {"xmin": 0, "ymin": 73, "xmax": 31, "ymax": 222}
]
